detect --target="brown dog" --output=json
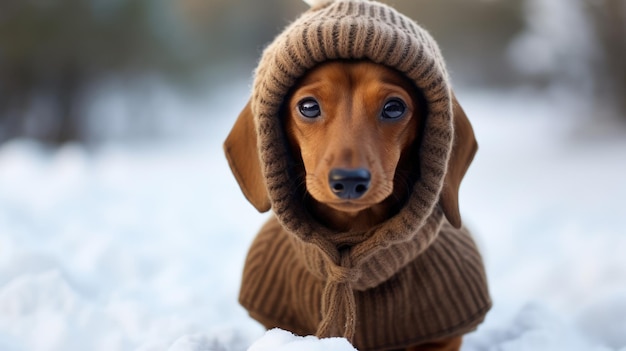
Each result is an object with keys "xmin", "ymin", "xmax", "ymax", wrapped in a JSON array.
[{"xmin": 223, "ymin": 2, "xmax": 490, "ymax": 349}]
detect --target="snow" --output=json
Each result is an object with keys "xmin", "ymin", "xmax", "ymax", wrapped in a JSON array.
[
  {"xmin": 0, "ymin": 87, "xmax": 625, "ymax": 351},
  {"xmin": 247, "ymin": 329, "xmax": 357, "ymax": 351}
]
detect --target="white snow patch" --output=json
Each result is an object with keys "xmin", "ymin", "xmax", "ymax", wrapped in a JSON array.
[
  {"xmin": 248, "ymin": 329, "xmax": 356, "ymax": 351},
  {"xmin": 464, "ymin": 303, "xmax": 615, "ymax": 351}
]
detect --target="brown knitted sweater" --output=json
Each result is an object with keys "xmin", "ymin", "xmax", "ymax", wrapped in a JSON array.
[
  {"xmin": 240, "ymin": 215, "xmax": 490, "ymax": 350},
  {"xmin": 224, "ymin": 0, "xmax": 491, "ymax": 349}
]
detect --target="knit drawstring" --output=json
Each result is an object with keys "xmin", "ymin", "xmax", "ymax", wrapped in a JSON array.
[
  {"xmin": 316, "ymin": 255, "xmax": 358, "ymax": 342},
  {"xmin": 295, "ymin": 210, "xmax": 444, "ymax": 343}
]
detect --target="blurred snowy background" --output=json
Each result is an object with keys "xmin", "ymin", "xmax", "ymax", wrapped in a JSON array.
[{"xmin": 0, "ymin": 0, "xmax": 625, "ymax": 350}]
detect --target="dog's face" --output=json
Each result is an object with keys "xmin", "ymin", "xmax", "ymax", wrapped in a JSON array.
[{"xmin": 284, "ymin": 61, "xmax": 422, "ymax": 214}]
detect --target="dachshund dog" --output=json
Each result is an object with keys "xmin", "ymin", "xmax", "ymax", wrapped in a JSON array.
[
  {"xmin": 223, "ymin": 0, "xmax": 490, "ymax": 348},
  {"xmin": 225, "ymin": 59, "xmax": 480, "ymax": 351},
  {"xmin": 283, "ymin": 60, "xmax": 465, "ymax": 351}
]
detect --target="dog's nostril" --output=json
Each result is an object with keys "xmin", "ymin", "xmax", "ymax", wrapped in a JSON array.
[
  {"xmin": 328, "ymin": 168, "xmax": 371, "ymax": 200},
  {"xmin": 355, "ymin": 184, "xmax": 367, "ymax": 194}
]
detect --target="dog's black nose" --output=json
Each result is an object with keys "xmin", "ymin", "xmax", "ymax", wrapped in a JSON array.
[{"xmin": 328, "ymin": 168, "xmax": 371, "ymax": 199}]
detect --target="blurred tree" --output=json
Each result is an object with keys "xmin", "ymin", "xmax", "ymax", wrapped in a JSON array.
[
  {"xmin": 0, "ymin": 0, "xmax": 300, "ymax": 144},
  {"xmin": 389, "ymin": 0, "xmax": 525, "ymax": 87},
  {"xmin": 509, "ymin": 0, "xmax": 626, "ymax": 122},
  {"xmin": 0, "ymin": 0, "xmax": 202, "ymax": 144},
  {"xmin": 589, "ymin": 0, "xmax": 626, "ymax": 121},
  {"xmin": 174, "ymin": 0, "xmax": 303, "ymax": 69}
]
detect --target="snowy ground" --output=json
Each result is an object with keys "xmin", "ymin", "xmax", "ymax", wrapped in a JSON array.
[{"xmin": 0, "ymin": 87, "xmax": 625, "ymax": 351}]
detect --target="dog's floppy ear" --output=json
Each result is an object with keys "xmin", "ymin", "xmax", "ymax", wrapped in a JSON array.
[
  {"xmin": 440, "ymin": 93, "xmax": 478, "ymax": 228},
  {"xmin": 223, "ymin": 100, "xmax": 271, "ymax": 213}
]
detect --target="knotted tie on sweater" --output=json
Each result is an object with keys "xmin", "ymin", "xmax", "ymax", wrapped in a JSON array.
[
  {"xmin": 293, "ymin": 208, "xmax": 445, "ymax": 342},
  {"xmin": 317, "ymin": 254, "xmax": 358, "ymax": 340}
]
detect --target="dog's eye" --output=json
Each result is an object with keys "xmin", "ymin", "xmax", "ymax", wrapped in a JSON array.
[
  {"xmin": 298, "ymin": 99, "xmax": 321, "ymax": 118},
  {"xmin": 382, "ymin": 99, "xmax": 406, "ymax": 119}
]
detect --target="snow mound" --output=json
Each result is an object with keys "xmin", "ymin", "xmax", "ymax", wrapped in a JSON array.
[
  {"xmin": 247, "ymin": 329, "xmax": 357, "ymax": 351},
  {"xmin": 464, "ymin": 303, "xmax": 615, "ymax": 351},
  {"xmin": 166, "ymin": 329, "xmax": 250, "ymax": 351}
]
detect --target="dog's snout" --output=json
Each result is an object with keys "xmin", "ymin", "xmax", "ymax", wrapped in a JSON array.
[{"xmin": 328, "ymin": 168, "xmax": 371, "ymax": 199}]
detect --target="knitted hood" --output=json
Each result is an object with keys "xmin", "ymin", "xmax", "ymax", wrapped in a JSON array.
[
  {"xmin": 230, "ymin": 0, "xmax": 467, "ymax": 241},
  {"xmin": 224, "ymin": 0, "xmax": 484, "ymax": 344}
]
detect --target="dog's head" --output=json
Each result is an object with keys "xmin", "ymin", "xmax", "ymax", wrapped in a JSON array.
[{"xmin": 224, "ymin": 61, "xmax": 476, "ymax": 228}]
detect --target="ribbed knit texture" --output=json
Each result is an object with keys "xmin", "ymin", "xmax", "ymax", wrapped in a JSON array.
[
  {"xmin": 240, "ymin": 0, "xmax": 491, "ymax": 348},
  {"xmin": 240, "ymin": 216, "xmax": 491, "ymax": 350}
]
